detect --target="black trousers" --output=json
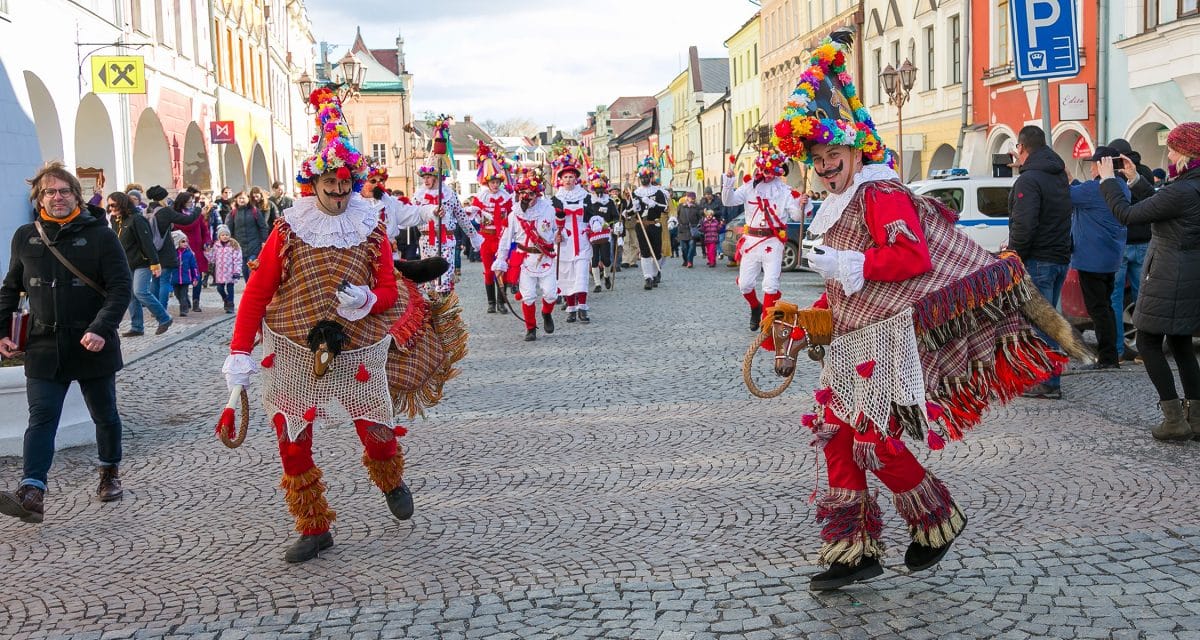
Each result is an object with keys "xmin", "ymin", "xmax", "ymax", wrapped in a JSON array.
[
  {"xmin": 637, "ymin": 224, "xmax": 662, "ymax": 260},
  {"xmin": 1078, "ymin": 270, "xmax": 1118, "ymax": 365},
  {"xmin": 1137, "ymin": 331, "xmax": 1200, "ymax": 401},
  {"xmin": 591, "ymin": 242, "xmax": 612, "ymax": 268}
]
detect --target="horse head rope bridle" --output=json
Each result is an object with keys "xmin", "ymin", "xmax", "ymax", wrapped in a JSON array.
[{"xmin": 742, "ymin": 301, "xmax": 833, "ymax": 399}]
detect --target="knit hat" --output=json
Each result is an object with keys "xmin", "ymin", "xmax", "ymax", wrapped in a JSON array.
[
  {"xmin": 217, "ymin": 224, "xmax": 231, "ymax": 236},
  {"xmin": 170, "ymin": 230, "xmax": 187, "ymax": 246},
  {"xmin": 773, "ymin": 29, "xmax": 892, "ymax": 167},
  {"xmin": 127, "ymin": 189, "xmax": 144, "ymax": 203},
  {"xmin": 147, "ymin": 185, "xmax": 169, "ymax": 202},
  {"xmin": 1166, "ymin": 122, "xmax": 1200, "ymax": 158},
  {"xmin": 295, "ymin": 87, "xmax": 369, "ymax": 196}
]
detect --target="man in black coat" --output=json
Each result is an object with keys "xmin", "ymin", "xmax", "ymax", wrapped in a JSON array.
[
  {"xmin": 1007, "ymin": 125, "xmax": 1072, "ymax": 399},
  {"xmin": 0, "ymin": 163, "xmax": 132, "ymax": 523}
]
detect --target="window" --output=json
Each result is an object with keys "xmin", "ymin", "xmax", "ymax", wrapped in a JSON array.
[
  {"xmin": 890, "ymin": 40, "xmax": 900, "ymax": 67},
  {"xmin": 372, "ymin": 143, "xmax": 388, "ymax": 166},
  {"xmin": 1145, "ymin": 0, "xmax": 1160, "ymax": 31},
  {"xmin": 977, "ymin": 187, "xmax": 1012, "ymax": 217},
  {"xmin": 924, "ymin": 27, "xmax": 935, "ymax": 89},
  {"xmin": 872, "ymin": 48, "xmax": 882, "ymax": 105},
  {"xmin": 997, "ymin": 0, "xmax": 1010, "ymax": 65},
  {"xmin": 0, "ymin": 0, "xmax": 11, "ymax": 17},
  {"xmin": 926, "ymin": 188, "xmax": 964, "ymax": 213},
  {"xmin": 950, "ymin": 15, "xmax": 962, "ymax": 84},
  {"xmin": 1182, "ymin": 0, "xmax": 1198, "ymax": 17},
  {"xmin": 752, "ymin": 44, "xmax": 758, "ymax": 75}
]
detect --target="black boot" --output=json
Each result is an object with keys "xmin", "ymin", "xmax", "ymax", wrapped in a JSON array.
[
  {"xmin": 524, "ymin": 328, "xmax": 537, "ymax": 342},
  {"xmin": 542, "ymin": 313, "xmax": 555, "ymax": 334},
  {"xmin": 578, "ymin": 309, "xmax": 590, "ymax": 324},
  {"xmin": 385, "ymin": 482, "xmax": 414, "ymax": 520},
  {"xmin": 644, "ymin": 278, "xmax": 654, "ymax": 290},
  {"xmin": 653, "ymin": 271, "xmax": 661, "ymax": 285},
  {"xmin": 486, "ymin": 281, "xmax": 497, "ymax": 313},
  {"xmin": 808, "ymin": 557, "xmax": 884, "ymax": 591},
  {"xmin": 750, "ymin": 306, "xmax": 762, "ymax": 332},
  {"xmin": 566, "ymin": 311, "xmax": 577, "ymax": 323},
  {"xmin": 284, "ymin": 531, "xmax": 334, "ymax": 563},
  {"xmin": 905, "ymin": 513, "xmax": 968, "ymax": 572}
]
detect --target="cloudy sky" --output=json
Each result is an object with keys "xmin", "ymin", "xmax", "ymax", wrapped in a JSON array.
[{"xmin": 304, "ymin": 0, "xmax": 760, "ymax": 130}]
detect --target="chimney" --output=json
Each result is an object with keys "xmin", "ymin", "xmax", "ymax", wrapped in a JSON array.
[
  {"xmin": 463, "ymin": 115, "xmax": 472, "ymax": 123},
  {"xmin": 689, "ymin": 46, "xmax": 702, "ymax": 93}
]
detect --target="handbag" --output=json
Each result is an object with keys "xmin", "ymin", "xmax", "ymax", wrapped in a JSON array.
[{"xmin": 690, "ymin": 226, "xmax": 703, "ymax": 241}]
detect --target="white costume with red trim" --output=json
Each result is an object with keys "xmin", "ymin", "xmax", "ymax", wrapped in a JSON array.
[
  {"xmin": 721, "ymin": 176, "xmax": 808, "ymax": 298},
  {"xmin": 414, "ymin": 183, "xmax": 482, "ymax": 294},
  {"xmin": 551, "ymin": 184, "xmax": 592, "ymax": 308}
]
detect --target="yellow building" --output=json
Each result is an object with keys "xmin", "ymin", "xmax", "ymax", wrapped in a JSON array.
[
  {"xmin": 863, "ymin": 0, "xmax": 966, "ymax": 182},
  {"xmin": 725, "ymin": 12, "xmax": 761, "ymax": 179},
  {"xmin": 665, "ymin": 70, "xmax": 690, "ymax": 186}
]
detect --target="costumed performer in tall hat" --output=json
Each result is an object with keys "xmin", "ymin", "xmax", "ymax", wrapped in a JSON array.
[
  {"xmin": 550, "ymin": 149, "xmax": 594, "ymax": 323},
  {"xmin": 722, "ymin": 147, "xmax": 811, "ymax": 331},
  {"xmin": 413, "ymin": 123, "xmax": 483, "ymax": 295},
  {"xmin": 464, "ymin": 141, "xmax": 513, "ymax": 314},
  {"xmin": 219, "ymin": 87, "xmax": 469, "ymax": 563},
  {"xmin": 629, "ymin": 156, "xmax": 668, "ymax": 290},
  {"xmin": 772, "ymin": 31, "xmax": 1078, "ymax": 591},
  {"xmin": 492, "ymin": 168, "xmax": 560, "ymax": 342},
  {"xmin": 586, "ymin": 169, "xmax": 617, "ymax": 293}
]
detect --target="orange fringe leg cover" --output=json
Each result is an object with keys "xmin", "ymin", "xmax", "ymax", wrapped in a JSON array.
[
  {"xmin": 274, "ymin": 414, "xmax": 336, "ymax": 535},
  {"xmin": 355, "ymin": 419, "xmax": 405, "ymax": 494}
]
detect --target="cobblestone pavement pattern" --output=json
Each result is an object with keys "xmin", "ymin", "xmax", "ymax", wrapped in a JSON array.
[{"xmin": 3, "ymin": 261, "xmax": 1200, "ymax": 639}]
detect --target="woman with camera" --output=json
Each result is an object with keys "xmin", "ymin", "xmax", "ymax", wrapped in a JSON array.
[{"xmin": 1099, "ymin": 122, "xmax": 1200, "ymax": 441}]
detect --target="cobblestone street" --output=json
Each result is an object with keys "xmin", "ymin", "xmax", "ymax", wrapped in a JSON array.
[{"xmin": 3, "ymin": 260, "xmax": 1200, "ymax": 639}]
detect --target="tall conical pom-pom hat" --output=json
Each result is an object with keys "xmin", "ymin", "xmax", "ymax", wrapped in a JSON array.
[
  {"xmin": 475, "ymin": 140, "xmax": 507, "ymax": 185},
  {"xmin": 296, "ymin": 87, "xmax": 370, "ymax": 196},
  {"xmin": 772, "ymin": 29, "xmax": 894, "ymax": 168},
  {"xmin": 636, "ymin": 155, "xmax": 657, "ymax": 179},
  {"xmin": 418, "ymin": 115, "xmax": 455, "ymax": 178}
]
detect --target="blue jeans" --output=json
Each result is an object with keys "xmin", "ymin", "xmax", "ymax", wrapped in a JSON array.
[
  {"xmin": 679, "ymin": 239, "xmax": 696, "ymax": 264},
  {"xmin": 156, "ymin": 267, "xmax": 177, "ymax": 309},
  {"xmin": 20, "ymin": 375, "xmax": 122, "ymax": 490},
  {"xmin": 216, "ymin": 283, "xmax": 235, "ymax": 306},
  {"xmin": 1111, "ymin": 243, "xmax": 1147, "ymax": 356},
  {"xmin": 1026, "ymin": 259, "xmax": 1069, "ymax": 387},
  {"xmin": 128, "ymin": 267, "xmax": 171, "ymax": 333}
]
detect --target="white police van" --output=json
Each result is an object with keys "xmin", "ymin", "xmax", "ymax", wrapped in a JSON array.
[{"xmin": 800, "ymin": 169, "xmax": 1015, "ymax": 270}]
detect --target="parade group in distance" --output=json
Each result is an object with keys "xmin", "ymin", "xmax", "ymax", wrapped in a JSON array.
[{"xmin": 5, "ymin": 27, "xmax": 1200, "ymax": 596}]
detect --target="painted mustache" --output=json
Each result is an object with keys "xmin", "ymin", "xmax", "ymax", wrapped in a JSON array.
[
  {"xmin": 324, "ymin": 190, "xmax": 351, "ymax": 199},
  {"xmin": 817, "ymin": 162, "xmax": 844, "ymax": 179}
]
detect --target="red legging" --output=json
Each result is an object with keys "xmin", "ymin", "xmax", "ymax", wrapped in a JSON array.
[
  {"xmin": 480, "ymin": 236, "xmax": 500, "ymax": 285},
  {"xmin": 274, "ymin": 414, "xmax": 404, "ymax": 535}
]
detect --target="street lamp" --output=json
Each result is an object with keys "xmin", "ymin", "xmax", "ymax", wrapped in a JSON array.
[
  {"xmin": 296, "ymin": 51, "xmax": 366, "ymax": 109},
  {"xmin": 880, "ymin": 59, "xmax": 918, "ymax": 180}
]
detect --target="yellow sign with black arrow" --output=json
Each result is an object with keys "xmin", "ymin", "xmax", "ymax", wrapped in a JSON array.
[{"xmin": 91, "ymin": 56, "xmax": 146, "ymax": 94}]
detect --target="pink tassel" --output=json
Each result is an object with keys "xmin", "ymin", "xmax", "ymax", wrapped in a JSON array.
[
  {"xmin": 801, "ymin": 413, "xmax": 817, "ymax": 429},
  {"xmin": 261, "ymin": 353, "xmax": 275, "ymax": 368},
  {"xmin": 215, "ymin": 407, "xmax": 235, "ymax": 438},
  {"xmin": 303, "ymin": 406, "xmax": 317, "ymax": 422},
  {"xmin": 926, "ymin": 402, "xmax": 945, "ymax": 421},
  {"xmin": 926, "ymin": 430, "xmax": 946, "ymax": 450},
  {"xmin": 886, "ymin": 436, "xmax": 906, "ymax": 454},
  {"xmin": 856, "ymin": 360, "xmax": 877, "ymax": 378},
  {"xmin": 393, "ymin": 425, "xmax": 408, "ymax": 437},
  {"xmin": 355, "ymin": 363, "xmax": 370, "ymax": 382},
  {"xmin": 814, "ymin": 387, "xmax": 833, "ymax": 406}
]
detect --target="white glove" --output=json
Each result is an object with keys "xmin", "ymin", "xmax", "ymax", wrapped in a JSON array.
[
  {"xmin": 335, "ymin": 284, "xmax": 377, "ymax": 321},
  {"xmin": 222, "ymin": 353, "xmax": 257, "ymax": 391},
  {"xmin": 418, "ymin": 204, "xmax": 440, "ymax": 223},
  {"xmin": 492, "ymin": 259, "xmax": 508, "ymax": 273},
  {"xmin": 808, "ymin": 245, "xmax": 867, "ymax": 296},
  {"xmin": 470, "ymin": 232, "xmax": 484, "ymax": 251}
]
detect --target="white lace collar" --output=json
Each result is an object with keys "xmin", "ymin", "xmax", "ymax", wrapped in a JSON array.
[
  {"xmin": 555, "ymin": 185, "xmax": 588, "ymax": 200},
  {"xmin": 283, "ymin": 195, "xmax": 378, "ymax": 248},
  {"xmin": 807, "ymin": 164, "xmax": 901, "ymax": 236}
]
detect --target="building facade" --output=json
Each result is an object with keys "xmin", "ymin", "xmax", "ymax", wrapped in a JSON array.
[
  {"xmin": 864, "ymin": 0, "xmax": 967, "ymax": 182},
  {"xmin": 1104, "ymin": 2, "xmax": 1200, "ymax": 170},
  {"xmin": 725, "ymin": 12, "xmax": 762, "ymax": 179},
  {"xmin": 967, "ymin": 0, "xmax": 1100, "ymax": 178},
  {"xmin": 699, "ymin": 90, "xmax": 732, "ymax": 193}
]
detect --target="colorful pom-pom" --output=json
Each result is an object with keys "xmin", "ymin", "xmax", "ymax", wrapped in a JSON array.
[
  {"xmin": 216, "ymin": 407, "xmax": 235, "ymax": 438},
  {"xmin": 355, "ymin": 363, "xmax": 370, "ymax": 382},
  {"xmin": 393, "ymin": 425, "xmax": 408, "ymax": 438},
  {"xmin": 336, "ymin": 167, "xmax": 351, "ymax": 180},
  {"xmin": 856, "ymin": 360, "xmax": 876, "ymax": 378},
  {"xmin": 801, "ymin": 413, "xmax": 817, "ymax": 428},
  {"xmin": 814, "ymin": 387, "xmax": 833, "ymax": 405},
  {"xmin": 261, "ymin": 353, "xmax": 275, "ymax": 368},
  {"xmin": 926, "ymin": 430, "xmax": 946, "ymax": 450},
  {"xmin": 303, "ymin": 406, "xmax": 317, "ymax": 422},
  {"xmin": 742, "ymin": 175, "xmax": 752, "ymax": 183}
]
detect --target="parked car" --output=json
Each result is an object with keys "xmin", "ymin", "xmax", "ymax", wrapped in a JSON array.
[
  {"xmin": 722, "ymin": 201, "xmax": 821, "ymax": 272},
  {"xmin": 801, "ymin": 175, "xmax": 1015, "ymax": 271}
]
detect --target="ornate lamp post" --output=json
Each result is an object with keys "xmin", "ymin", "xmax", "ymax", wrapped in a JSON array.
[
  {"xmin": 880, "ymin": 59, "xmax": 918, "ymax": 180},
  {"xmin": 296, "ymin": 51, "xmax": 366, "ymax": 109}
]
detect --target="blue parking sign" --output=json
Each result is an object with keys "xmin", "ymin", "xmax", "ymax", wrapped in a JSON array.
[{"xmin": 1009, "ymin": 0, "xmax": 1080, "ymax": 81}]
